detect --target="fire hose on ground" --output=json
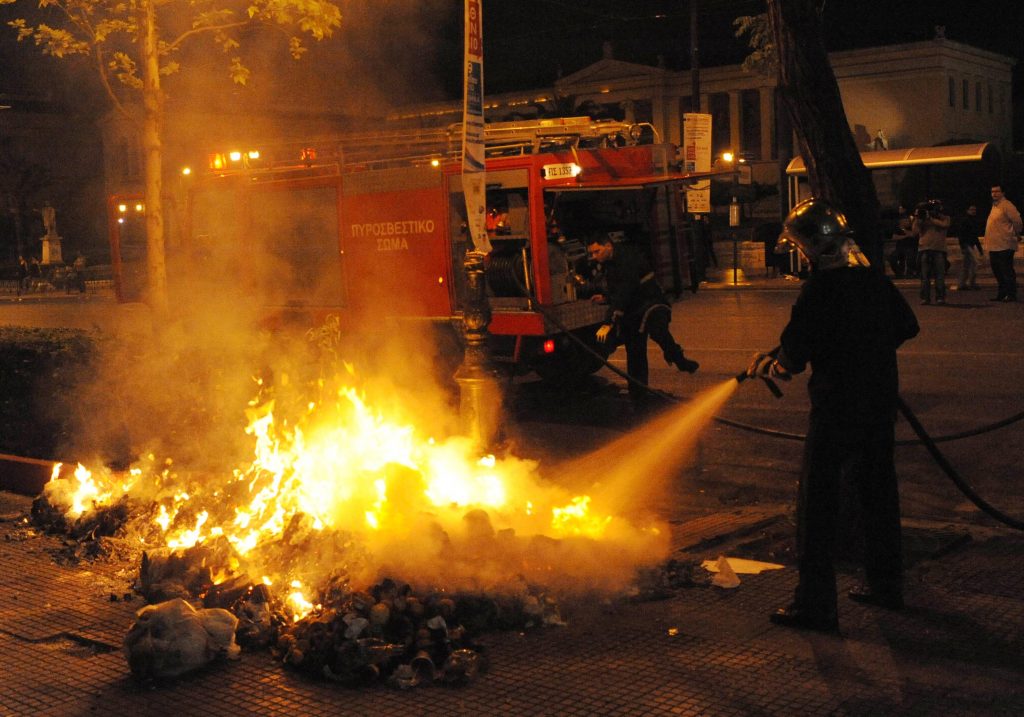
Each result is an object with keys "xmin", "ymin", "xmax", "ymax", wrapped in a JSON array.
[{"xmin": 515, "ymin": 295, "xmax": 1024, "ymax": 531}]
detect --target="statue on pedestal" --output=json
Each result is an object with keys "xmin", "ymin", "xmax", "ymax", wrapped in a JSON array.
[{"xmin": 40, "ymin": 201, "xmax": 63, "ymax": 265}]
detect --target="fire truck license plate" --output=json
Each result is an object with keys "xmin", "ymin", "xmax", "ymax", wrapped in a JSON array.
[{"xmin": 541, "ymin": 163, "xmax": 579, "ymax": 179}]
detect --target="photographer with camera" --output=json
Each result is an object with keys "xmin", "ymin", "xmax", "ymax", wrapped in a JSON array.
[
  {"xmin": 911, "ymin": 199, "xmax": 951, "ymax": 305},
  {"xmin": 887, "ymin": 205, "xmax": 916, "ymax": 278}
]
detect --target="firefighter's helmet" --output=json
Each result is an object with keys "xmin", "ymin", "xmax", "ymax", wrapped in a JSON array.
[{"xmin": 776, "ymin": 197, "xmax": 854, "ymax": 267}]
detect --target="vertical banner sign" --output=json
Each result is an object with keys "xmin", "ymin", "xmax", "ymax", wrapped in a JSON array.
[
  {"xmin": 462, "ymin": 0, "xmax": 491, "ymax": 253},
  {"xmin": 683, "ymin": 112, "xmax": 713, "ymax": 215}
]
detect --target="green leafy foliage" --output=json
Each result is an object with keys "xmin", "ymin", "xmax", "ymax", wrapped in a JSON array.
[
  {"xmin": 193, "ymin": 9, "xmax": 236, "ymax": 30},
  {"xmin": 734, "ymin": 14, "xmax": 777, "ymax": 77},
  {"xmin": 6, "ymin": 0, "xmax": 342, "ymax": 102},
  {"xmin": 12, "ymin": 20, "xmax": 90, "ymax": 57},
  {"xmin": 109, "ymin": 51, "xmax": 142, "ymax": 88},
  {"xmin": 94, "ymin": 19, "xmax": 136, "ymax": 43},
  {"xmin": 229, "ymin": 55, "xmax": 250, "ymax": 85},
  {"xmin": 6, "ymin": 0, "xmax": 342, "ymax": 313}
]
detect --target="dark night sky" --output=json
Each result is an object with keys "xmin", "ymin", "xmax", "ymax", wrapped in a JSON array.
[
  {"xmin": 3, "ymin": 1, "xmax": 1024, "ymax": 128},
  {"xmin": 472, "ymin": 0, "xmax": 1024, "ymax": 145},
  {"xmin": 476, "ymin": 0, "xmax": 1024, "ymax": 95}
]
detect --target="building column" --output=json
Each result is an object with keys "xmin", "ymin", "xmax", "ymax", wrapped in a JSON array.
[
  {"xmin": 656, "ymin": 87, "xmax": 678, "ymax": 146},
  {"xmin": 728, "ymin": 91, "xmax": 741, "ymax": 156},
  {"xmin": 759, "ymin": 86, "xmax": 774, "ymax": 160}
]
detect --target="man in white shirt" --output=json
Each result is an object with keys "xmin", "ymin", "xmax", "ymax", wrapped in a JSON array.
[{"xmin": 984, "ymin": 184, "xmax": 1023, "ymax": 302}]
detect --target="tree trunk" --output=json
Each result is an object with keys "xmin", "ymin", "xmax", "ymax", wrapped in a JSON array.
[
  {"xmin": 142, "ymin": 0, "xmax": 168, "ymax": 315},
  {"xmin": 775, "ymin": 86, "xmax": 793, "ymax": 222},
  {"xmin": 767, "ymin": 0, "xmax": 883, "ymax": 267},
  {"xmin": 767, "ymin": 0, "xmax": 882, "ymax": 558}
]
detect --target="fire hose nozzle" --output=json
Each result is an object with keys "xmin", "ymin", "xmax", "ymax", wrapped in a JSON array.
[
  {"xmin": 734, "ymin": 370, "xmax": 784, "ymax": 399},
  {"xmin": 735, "ymin": 345, "xmax": 784, "ymax": 398}
]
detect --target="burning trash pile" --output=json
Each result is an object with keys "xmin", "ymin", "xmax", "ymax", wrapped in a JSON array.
[{"xmin": 30, "ymin": 353, "xmax": 669, "ymax": 686}]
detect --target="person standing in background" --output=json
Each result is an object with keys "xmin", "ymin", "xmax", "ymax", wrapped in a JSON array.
[
  {"xmin": 952, "ymin": 204, "xmax": 983, "ymax": 291},
  {"xmin": 888, "ymin": 206, "xmax": 916, "ymax": 278},
  {"xmin": 16, "ymin": 256, "xmax": 29, "ymax": 297},
  {"xmin": 911, "ymin": 200, "xmax": 951, "ymax": 305},
  {"xmin": 985, "ymin": 185, "xmax": 1022, "ymax": 302}
]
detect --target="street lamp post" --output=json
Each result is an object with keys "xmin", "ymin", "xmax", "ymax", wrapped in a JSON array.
[
  {"xmin": 454, "ymin": 250, "xmax": 502, "ymax": 451},
  {"xmin": 716, "ymin": 151, "xmax": 743, "ymax": 285}
]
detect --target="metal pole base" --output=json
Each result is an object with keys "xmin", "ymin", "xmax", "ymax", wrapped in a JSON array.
[{"xmin": 454, "ymin": 250, "xmax": 503, "ymax": 451}]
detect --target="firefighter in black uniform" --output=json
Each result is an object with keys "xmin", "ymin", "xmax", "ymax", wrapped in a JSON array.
[
  {"xmin": 586, "ymin": 233, "xmax": 699, "ymax": 406},
  {"xmin": 748, "ymin": 198, "xmax": 919, "ymax": 632}
]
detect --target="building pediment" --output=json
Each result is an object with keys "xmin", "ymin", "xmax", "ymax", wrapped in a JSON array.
[{"xmin": 556, "ymin": 59, "xmax": 668, "ymax": 90}]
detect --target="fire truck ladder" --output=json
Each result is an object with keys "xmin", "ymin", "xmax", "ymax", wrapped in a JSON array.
[
  {"xmin": 477, "ymin": 116, "xmax": 659, "ymax": 156},
  {"xmin": 243, "ymin": 117, "xmax": 660, "ymax": 173}
]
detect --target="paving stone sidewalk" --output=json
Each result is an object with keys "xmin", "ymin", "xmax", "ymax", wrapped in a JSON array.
[{"xmin": 2, "ymin": 491, "xmax": 1022, "ymax": 717}]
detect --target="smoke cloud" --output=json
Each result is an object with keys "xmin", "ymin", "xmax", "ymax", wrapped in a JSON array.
[
  {"xmin": 41, "ymin": 1, "xmax": 680, "ymax": 600},
  {"xmin": 48, "ymin": 213, "xmax": 670, "ymax": 599}
]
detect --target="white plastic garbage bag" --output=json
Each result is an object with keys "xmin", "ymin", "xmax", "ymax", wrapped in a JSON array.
[
  {"xmin": 124, "ymin": 598, "xmax": 240, "ymax": 679},
  {"xmin": 709, "ymin": 554, "xmax": 741, "ymax": 589}
]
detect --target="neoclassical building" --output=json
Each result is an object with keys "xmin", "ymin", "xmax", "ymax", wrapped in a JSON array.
[
  {"xmin": 387, "ymin": 34, "xmax": 1015, "ymax": 202},
  {"xmin": 70, "ymin": 33, "xmax": 1024, "ymax": 255},
  {"xmin": 101, "ymin": 33, "xmax": 1016, "ymax": 195}
]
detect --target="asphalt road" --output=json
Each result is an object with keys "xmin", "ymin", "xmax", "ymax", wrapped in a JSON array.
[
  {"xmin": 506, "ymin": 282, "xmax": 1024, "ymax": 533},
  {"xmin": 0, "ymin": 289, "xmax": 151, "ymax": 332},
  {"xmin": 2, "ymin": 282, "xmax": 1023, "ymax": 532}
]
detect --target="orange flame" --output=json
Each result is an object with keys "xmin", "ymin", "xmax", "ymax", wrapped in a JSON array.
[{"xmin": 44, "ymin": 372, "xmax": 668, "ymax": 594}]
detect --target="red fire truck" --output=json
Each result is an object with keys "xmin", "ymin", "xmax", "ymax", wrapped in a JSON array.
[{"xmin": 109, "ymin": 117, "xmax": 712, "ymax": 382}]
